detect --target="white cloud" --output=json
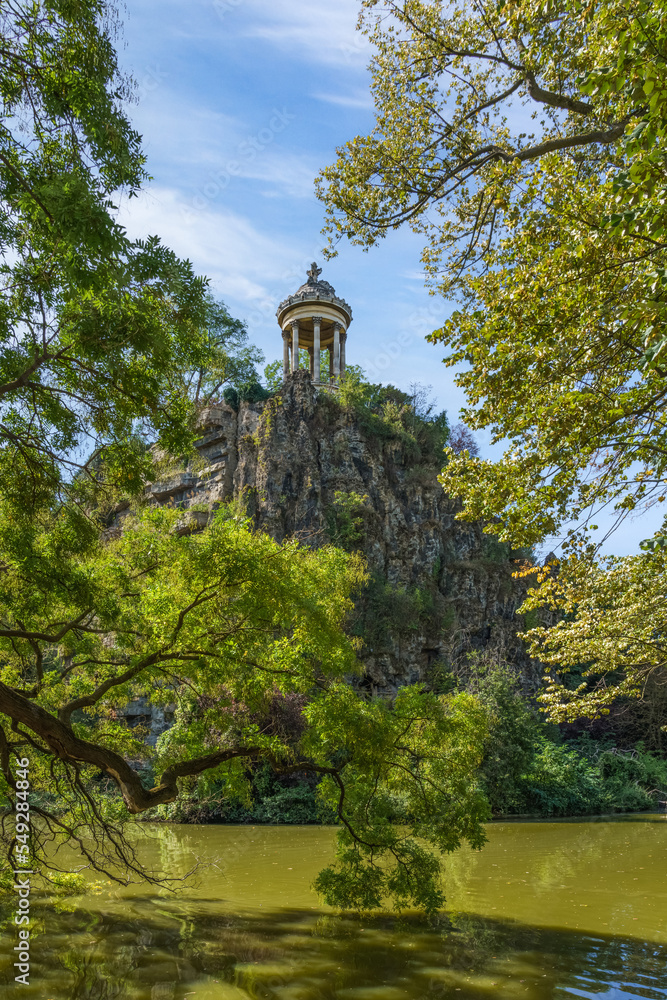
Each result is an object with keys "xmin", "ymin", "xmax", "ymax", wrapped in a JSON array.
[
  {"xmin": 116, "ymin": 185, "xmax": 301, "ymax": 307},
  {"xmin": 189, "ymin": 148, "xmax": 318, "ymax": 201},
  {"xmin": 312, "ymin": 91, "xmax": 374, "ymax": 110},
  {"xmin": 125, "ymin": 0, "xmax": 371, "ymax": 67},
  {"xmin": 127, "ymin": 83, "xmax": 316, "ymax": 198},
  {"xmin": 131, "ymin": 95, "xmax": 242, "ymax": 167},
  {"xmin": 215, "ymin": 0, "xmax": 370, "ymax": 68}
]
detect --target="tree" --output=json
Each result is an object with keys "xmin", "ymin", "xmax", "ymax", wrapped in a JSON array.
[
  {"xmin": 317, "ymin": 0, "xmax": 667, "ymax": 718},
  {"xmin": 0, "ymin": 502, "xmax": 489, "ymax": 912},
  {"xmin": 521, "ymin": 546, "xmax": 667, "ymax": 721},
  {"xmin": 0, "ymin": 4, "xmax": 491, "ymax": 912},
  {"xmin": 0, "ymin": 0, "xmax": 212, "ymax": 511},
  {"xmin": 181, "ymin": 294, "xmax": 265, "ymax": 407},
  {"xmin": 448, "ymin": 424, "xmax": 479, "ymax": 457},
  {"xmin": 264, "ymin": 359, "xmax": 284, "ymax": 392}
]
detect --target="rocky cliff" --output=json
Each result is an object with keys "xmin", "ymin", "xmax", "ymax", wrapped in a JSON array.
[{"xmin": 141, "ymin": 370, "xmax": 535, "ymax": 695}]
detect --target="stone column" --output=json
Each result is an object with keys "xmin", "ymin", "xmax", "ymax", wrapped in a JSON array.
[
  {"xmin": 308, "ymin": 346, "xmax": 314, "ymax": 377},
  {"xmin": 312, "ymin": 316, "xmax": 322, "ymax": 383},
  {"xmin": 282, "ymin": 330, "xmax": 290, "ymax": 382},
  {"xmin": 340, "ymin": 329, "xmax": 347, "ymax": 376},
  {"xmin": 333, "ymin": 323, "xmax": 341, "ymax": 379},
  {"xmin": 291, "ymin": 320, "xmax": 299, "ymax": 372}
]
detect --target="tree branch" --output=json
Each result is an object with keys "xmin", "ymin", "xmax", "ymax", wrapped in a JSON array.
[
  {"xmin": 0, "ymin": 680, "xmax": 261, "ymax": 813},
  {"xmin": 524, "ymin": 70, "xmax": 593, "ymax": 115},
  {"xmin": 0, "ymin": 608, "xmax": 93, "ymax": 644}
]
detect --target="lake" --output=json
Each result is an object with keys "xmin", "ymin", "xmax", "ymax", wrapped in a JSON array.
[{"xmin": 1, "ymin": 815, "xmax": 666, "ymax": 1000}]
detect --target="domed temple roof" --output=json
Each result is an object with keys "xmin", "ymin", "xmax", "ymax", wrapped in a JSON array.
[
  {"xmin": 276, "ymin": 263, "xmax": 352, "ymax": 326},
  {"xmin": 294, "ymin": 262, "xmax": 337, "ymax": 298}
]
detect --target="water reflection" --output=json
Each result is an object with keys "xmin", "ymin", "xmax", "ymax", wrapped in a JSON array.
[
  {"xmin": 1, "ymin": 900, "xmax": 666, "ymax": 1000},
  {"xmin": 0, "ymin": 818, "xmax": 665, "ymax": 1000}
]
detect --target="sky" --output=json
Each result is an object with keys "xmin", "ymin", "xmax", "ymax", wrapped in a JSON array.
[{"xmin": 115, "ymin": 0, "xmax": 663, "ymax": 557}]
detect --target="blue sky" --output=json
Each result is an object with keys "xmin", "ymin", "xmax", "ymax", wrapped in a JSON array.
[
  {"xmin": 115, "ymin": 0, "xmax": 662, "ymax": 556},
  {"xmin": 116, "ymin": 0, "xmax": 442, "ymax": 392}
]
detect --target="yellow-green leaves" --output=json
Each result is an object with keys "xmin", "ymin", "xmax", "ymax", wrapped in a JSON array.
[
  {"xmin": 318, "ymin": 0, "xmax": 667, "ymax": 725},
  {"xmin": 307, "ymin": 684, "xmax": 490, "ymax": 914},
  {"xmin": 522, "ymin": 548, "xmax": 667, "ymax": 720}
]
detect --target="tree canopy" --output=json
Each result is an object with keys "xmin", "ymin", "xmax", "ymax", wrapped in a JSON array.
[
  {"xmin": 0, "ymin": 0, "xmax": 214, "ymax": 512},
  {"xmin": 181, "ymin": 294, "xmax": 265, "ymax": 407},
  {"xmin": 0, "ymin": 501, "xmax": 489, "ymax": 911},
  {"xmin": 0, "ymin": 1, "xmax": 492, "ymax": 914},
  {"xmin": 317, "ymin": 0, "xmax": 667, "ymax": 717}
]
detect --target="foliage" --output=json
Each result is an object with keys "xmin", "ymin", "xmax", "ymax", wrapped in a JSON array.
[
  {"xmin": 0, "ymin": 501, "xmax": 494, "ymax": 912},
  {"xmin": 462, "ymin": 660, "xmax": 543, "ymax": 815},
  {"xmin": 519, "ymin": 739, "xmax": 604, "ymax": 816},
  {"xmin": 0, "ymin": 502, "xmax": 364, "ymax": 872},
  {"xmin": 518, "ymin": 740, "xmax": 662, "ymax": 816},
  {"xmin": 0, "ymin": 0, "xmax": 214, "ymax": 511},
  {"xmin": 316, "ymin": 0, "xmax": 667, "ymax": 723},
  {"xmin": 522, "ymin": 547, "xmax": 667, "ymax": 720},
  {"xmin": 596, "ymin": 746, "xmax": 667, "ymax": 811},
  {"xmin": 307, "ymin": 684, "xmax": 490, "ymax": 915},
  {"xmin": 457, "ymin": 657, "xmax": 667, "ymax": 816},
  {"xmin": 181, "ymin": 294, "xmax": 265, "ymax": 406},
  {"xmin": 264, "ymin": 359, "xmax": 283, "ymax": 392},
  {"xmin": 324, "ymin": 490, "xmax": 369, "ymax": 549},
  {"xmin": 334, "ymin": 367, "xmax": 450, "ymax": 463},
  {"xmin": 222, "ymin": 380, "xmax": 273, "ymax": 411},
  {"xmin": 352, "ymin": 572, "xmax": 441, "ymax": 652},
  {"xmin": 250, "ymin": 779, "xmax": 326, "ymax": 824},
  {"xmin": 160, "ymin": 762, "xmax": 335, "ymax": 825}
]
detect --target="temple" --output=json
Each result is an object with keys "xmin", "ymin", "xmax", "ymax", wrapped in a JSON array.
[{"xmin": 276, "ymin": 263, "xmax": 353, "ymax": 384}]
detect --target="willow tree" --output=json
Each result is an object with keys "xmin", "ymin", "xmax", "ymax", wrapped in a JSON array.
[{"xmin": 317, "ymin": 0, "xmax": 667, "ymax": 717}]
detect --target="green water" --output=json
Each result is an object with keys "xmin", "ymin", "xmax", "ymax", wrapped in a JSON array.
[{"xmin": 1, "ymin": 815, "xmax": 666, "ymax": 1000}]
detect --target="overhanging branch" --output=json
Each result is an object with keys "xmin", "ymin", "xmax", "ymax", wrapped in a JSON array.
[{"xmin": 0, "ymin": 681, "xmax": 260, "ymax": 813}]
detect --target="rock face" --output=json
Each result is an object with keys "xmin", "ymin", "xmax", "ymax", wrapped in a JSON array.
[
  {"xmin": 115, "ymin": 697, "xmax": 175, "ymax": 747},
  {"xmin": 145, "ymin": 370, "xmax": 534, "ymax": 695}
]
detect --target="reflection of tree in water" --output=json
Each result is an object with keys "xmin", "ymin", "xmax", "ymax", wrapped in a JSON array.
[
  {"xmin": 58, "ymin": 952, "xmax": 126, "ymax": 1000},
  {"xmin": 444, "ymin": 819, "xmax": 663, "ymax": 898},
  {"xmin": 2, "ymin": 900, "xmax": 667, "ymax": 1000}
]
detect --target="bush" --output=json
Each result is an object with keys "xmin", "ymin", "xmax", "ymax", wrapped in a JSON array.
[
  {"xmin": 352, "ymin": 573, "xmax": 442, "ymax": 652},
  {"xmin": 155, "ymin": 762, "xmax": 336, "ymax": 825},
  {"xmin": 222, "ymin": 380, "xmax": 272, "ymax": 410},
  {"xmin": 462, "ymin": 660, "xmax": 543, "ymax": 815},
  {"xmin": 521, "ymin": 739, "xmax": 604, "ymax": 816},
  {"xmin": 333, "ymin": 368, "xmax": 450, "ymax": 463},
  {"xmin": 459, "ymin": 658, "xmax": 667, "ymax": 817},
  {"xmin": 324, "ymin": 491, "xmax": 369, "ymax": 549},
  {"xmin": 252, "ymin": 783, "xmax": 328, "ymax": 824}
]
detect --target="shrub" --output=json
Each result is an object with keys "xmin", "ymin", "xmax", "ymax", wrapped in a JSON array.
[
  {"xmin": 521, "ymin": 739, "xmax": 603, "ymax": 816},
  {"xmin": 157, "ymin": 762, "xmax": 335, "ymax": 825},
  {"xmin": 459, "ymin": 658, "xmax": 667, "ymax": 817},
  {"xmin": 462, "ymin": 660, "xmax": 543, "ymax": 815},
  {"xmin": 333, "ymin": 368, "xmax": 450, "ymax": 463},
  {"xmin": 352, "ymin": 573, "xmax": 442, "ymax": 652},
  {"xmin": 223, "ymin": 380, "xmax": 272, "ymax": 410},
  {"xmin": 324, "ymin": 491, "xmax": 369, "ymax": 549}
]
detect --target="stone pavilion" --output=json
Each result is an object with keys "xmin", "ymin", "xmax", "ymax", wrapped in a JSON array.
[{"xmin": 276, "ymin": 263, "xmax": 352, "ymax": 384}]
